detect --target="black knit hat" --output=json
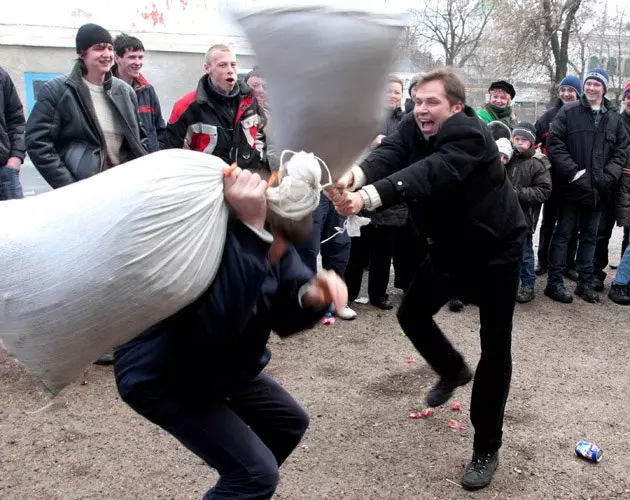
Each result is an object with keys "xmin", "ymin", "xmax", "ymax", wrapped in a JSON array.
[
  {"xmin": 488, "ymin": 80, "xmax": 516, "ymax": 100},
  {"xmin": 76, "ymin": 23, "xmax": 113, "ymax": 54},
  {"xmin": 487, "ymin": 120, "xmax": 512, "ymax": 141},
  {"xmin": 513, "ymin": 121, "xmax": 536, "ymax": 144}
]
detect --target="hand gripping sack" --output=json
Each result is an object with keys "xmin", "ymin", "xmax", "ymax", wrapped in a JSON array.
[
  {"xmin": 0, "ymin": 149, "xmax": 230, "ymax": 392},
  {"xmin": 232, "ymin": 2, "xmax": 405, "ymax": 181}
]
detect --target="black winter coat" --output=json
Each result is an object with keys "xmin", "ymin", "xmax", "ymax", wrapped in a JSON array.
[
  {"xmin": 0, "ymin": 67, "xmax": 26, "ymax": 165},
  {"xmin": 535, "ymin": 98, "xmax": 563, "ymax": 155},
  {"xmin": 506, "ymin": 148, "xmax": 552, "ymax": 231},
  {"xmin": 547, "ymin": 96, "xmax": 629, "ymax": 207},
  {"xmin": 370, "ymin": 107, "xmax": 408, "ymax": 228},
  {"xmin": 25, "ymin": 63, "xmax": 147, "ymax": 189},
  {"xmin": 114, "ymin": 221, "xmax": 324, "ymax": 401},
  {"xmin": 359, "ymin": 106, "xmax": 527, "ymax": 273}
]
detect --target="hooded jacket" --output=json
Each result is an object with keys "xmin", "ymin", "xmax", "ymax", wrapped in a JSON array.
[{"xmin": 166, "ymin": 76, "xmax": 268, "ymax": 171}]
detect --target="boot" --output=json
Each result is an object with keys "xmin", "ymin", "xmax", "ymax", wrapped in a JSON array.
[
  {"xmin": 516, "ymin": 285, "xmax": 535, "ymax": 303},
  {"xmin": 608, "ymin": 284, "xmax": 630, "ymax": 305},
  {"xmin": 574, "ymin": 284, "xmax": 600, "ymax": 303},
  {"xmin": 544, "ymin": 284, "xmax": 573, "ymax": 303}
]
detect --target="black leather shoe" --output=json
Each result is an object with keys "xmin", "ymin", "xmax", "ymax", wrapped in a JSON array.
[
  {"xmin": 534, "ymin": 264, "xmax": 547, "ymax": 276},
  {"xmin": 592, "ymin": 278, "xmax": 605, "ymax": 292},
  {"xmin": 370, "ymin": 298, "xmax": 393, "ymax": 310},
  {"xmin": 565, "ymin": 268, "xmax": 579, "ymax": 281},
  {"xmin": 575, "ymin": 284, "xmax": 600, "ymax": 303},
  {"xmin": 544, "ymin": 285, "xmax": 573, "ymax": 303},
  {"xmin": 609, "ymin": 284, "xmax": 630, "ymax": 305},
  {"xmin": 462, "ymin": 451, "xmax": 499, "ymax": 491},
  {"xmin": 426, "ymin": 364, "xmax": 473, "ymax": 407},
  {"xmin": 448, "ymin": 297, "xmax": 464, "ymax": 312},
  {"xmin": 94, "ymin": 352, "xmax": 114, "ymax": 366}
]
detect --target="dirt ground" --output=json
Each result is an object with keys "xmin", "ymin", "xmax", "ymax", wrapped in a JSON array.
[{"xmin": 1, "ymin": 227, "xmax": 629, "ymax": 500}]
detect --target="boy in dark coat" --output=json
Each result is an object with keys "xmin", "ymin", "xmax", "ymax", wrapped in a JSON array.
[
  {"xmin": 114, "ymin": 168, "xmax": 347, "ymax": 499},
  {"xmin": 507, "ymin": 122, "xmax": 553, "ymax": 302}
]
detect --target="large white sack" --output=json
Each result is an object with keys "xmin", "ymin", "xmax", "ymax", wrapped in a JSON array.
[
  {"xmin": 232, "ymin": 2, "xmax": 405, "ymax": 181},
  {"xmin": 0, "ymin": 149, "xmax": 230, "ymax": 392}
]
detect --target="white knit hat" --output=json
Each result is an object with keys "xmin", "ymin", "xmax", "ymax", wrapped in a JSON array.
[{"xmin": 496, "ymin": 138, "xmax": 513, "ymax": 162}]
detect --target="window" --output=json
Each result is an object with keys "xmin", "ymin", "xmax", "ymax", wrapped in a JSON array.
[{"xmin": 24, "ymin": 72, "xmax": 64, "ymax": 115}]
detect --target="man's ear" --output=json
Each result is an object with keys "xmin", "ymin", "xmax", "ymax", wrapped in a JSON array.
[{"xmin": 452, "ymin": 103, "xmax": 464, "ymax": 114}]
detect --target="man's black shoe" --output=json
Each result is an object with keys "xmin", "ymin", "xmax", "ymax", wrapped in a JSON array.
[
  {"xmin": 592, "ymin": 277, "xmax": 605, "ymax": 292},
  {"xmin": 448, "ymin": 297, "xmax": 464, "ymax": 312},
  {"xmin": 461, "ymin": 451, "xmax": 499, "ymax": 491},
  {"xmin": 608, "ymin": 284, "xmax": 630, "ymax": 305},
  {"xmin": 426, "ymin": 364, "xmax": 473, "ymax": 407},
  {"xmin": 575, "ymin": 284, "xmax": 600, "ymax": 303},
  {"xmin": 94, "ymin": 353, "xmax": 114, "ymax": 366},
  {"xmin": 544, "ymin": 285, "xmax": 573, "ymax": 303},
  {"xmin": 371, "ymin": 298, "xmax": 393, "ymax": 310},
  {"xmin": 565, "ymin": 268, "xmax": 579, "ymax": 281},
  {"xmin": 534, "ymin": 264, "xmax": 547, "ymax": 276}
]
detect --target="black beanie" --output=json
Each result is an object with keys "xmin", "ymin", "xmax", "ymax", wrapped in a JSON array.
[{"xmin": 76, "ymin": 24, "xmax": 113, "ymax": 54}]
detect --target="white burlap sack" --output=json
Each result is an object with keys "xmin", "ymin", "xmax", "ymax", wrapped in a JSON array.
[
  {"xmin": 0, "ymin": 149, "xmax": 230, "ymax": 392},
  {"xmin": 232, "ymin": 2, "xmax": 405, "ymax": 181}
]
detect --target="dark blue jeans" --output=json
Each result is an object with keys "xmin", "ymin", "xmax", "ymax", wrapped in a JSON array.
[
  {"xmin": 521, "ymin": 233, "xmax": 535, "ymax": 288},
  {"xmin": 0, "ymin": 165, "xmax": 23, "ymax": 200},
  {"xmin": 122, "ymin": 373, "xmax": 309, "ymax": 499},
  {"xmin": 295, "ymin": 194, "xmax": 350, "ymax": 277},
  {"xmin": 548, "ymin": 201, "xmax": 601, "ymax": 287}
]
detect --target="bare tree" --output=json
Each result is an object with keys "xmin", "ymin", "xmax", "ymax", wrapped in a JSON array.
[
  {"xmin": 408, "ymin": 0, "xmax": 494, "ymax": 68},
  {"xmin": 395, "ymin": 24, "xmax": 441, "ymax": 71},
  {"xmin": 490, "ymin": 0, "xmax": 585, "ymax": 99}
]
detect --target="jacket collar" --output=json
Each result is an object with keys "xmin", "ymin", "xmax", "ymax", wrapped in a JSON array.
[
  {"xmin": 621, "ymin": 110, "xmax": 630, "ymax": 134},
  {"xmin": 67, "ymin": 61, "xmax": 113, "ymax": 91},
  {"xmin": 579, "ymin": 93, "xmax": 615, "ymax": 113},
  {"xmin": 196, "ymin": 75, "xmax": 248, "ymax": 105}
]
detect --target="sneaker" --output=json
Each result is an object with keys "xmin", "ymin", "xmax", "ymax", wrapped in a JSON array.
[
  {"xmin": 608, "ymin": 284, "xmax": 630, "ymax": 305},
  {"xmin": 592, "ymin": 277, "xmax": 605, "ymax": 292},
  {"xmin": 565, "ymin": 268, "xmax": 579, "ymax": 282},
  {"xmin": 335, "ymin": 304, "xmax": 357, "ymax": 320},
  {"xmin": 515, "ymin": 285, "xmax": 535, "ymax": 303},
  {"xmin": 534, "ymin": 264, "xmax": 547, "ymax": 276},
  {"xmin": 461, "ymin": 451, "xmax": 499, "ymax": 491},
  {"xmin": 448, "ymin": 297, "xmax": 464, "ymax": 312},
  {"xmin": 426, "ymin": 364, "xmax": 473, "ymax": 407},
  {"xmin": 575, "ymin": 284, "xmax": 600, "ymax": 303},
  {"xmin": 544, "ymin": 284, "xmax": 573, "ymax": 303}
]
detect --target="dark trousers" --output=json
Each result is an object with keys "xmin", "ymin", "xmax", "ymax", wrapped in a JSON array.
[
  {"xmin": 0, "ymin": 165, "xmax": 23, "ymax": 200},
  {"xmin": 392, "ymin": 221, "xmax": 426, "ymax": 292},
  {"xmin": 537, "ymin": 197, "xmax": 577, "ymax": 270},
  {"xmin": 345, "ymin": 225, "xmax": 397, "ymax": 302},
  {"xmin": 124, "ymin": 373, "xmax": 309, "ymax": 500},
  {"xmin": 548, "ymin": 201, "xmax": 601, "ymax": 287},
  {"xmin": 296, "ymin": 194, "xmax": 350, "ymax": 277},
  {"xmin": 594, "ymin": 202, "xmax": 627, "ymax": 281},
  {"xmin": 397, "ymin": 256, "xmax": 520, "ymax": 454}
]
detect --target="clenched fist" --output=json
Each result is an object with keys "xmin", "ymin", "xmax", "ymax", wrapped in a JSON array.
[
  {"xmin": 301, "ymin": 270, "xmax": 348, "ymax": 312},
  {"xmin": 223, "ymin": 167, "xmax": 268, "ymax": 230}
]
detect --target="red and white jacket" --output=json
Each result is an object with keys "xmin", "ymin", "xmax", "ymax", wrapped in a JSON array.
[{"xmin": 166, "ymin": 76, "xmax": 268, "ymax": 171}]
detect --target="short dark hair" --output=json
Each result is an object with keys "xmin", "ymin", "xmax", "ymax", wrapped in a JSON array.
[
  {"xmin": 244, "ymin": 68, "xmax": 263, "ymax": 84},
  {"xmin": 113, "ymin": 33, "xmax": 145, "ymax": 57},
  {"xmin": 416, "ymin": 67, "xmax": 466, "ymax": 106}
]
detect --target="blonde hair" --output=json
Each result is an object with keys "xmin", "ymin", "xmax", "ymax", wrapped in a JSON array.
[{"xmin": 205, "ymin": 44, "xmax": 231, "ymax": 65}]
